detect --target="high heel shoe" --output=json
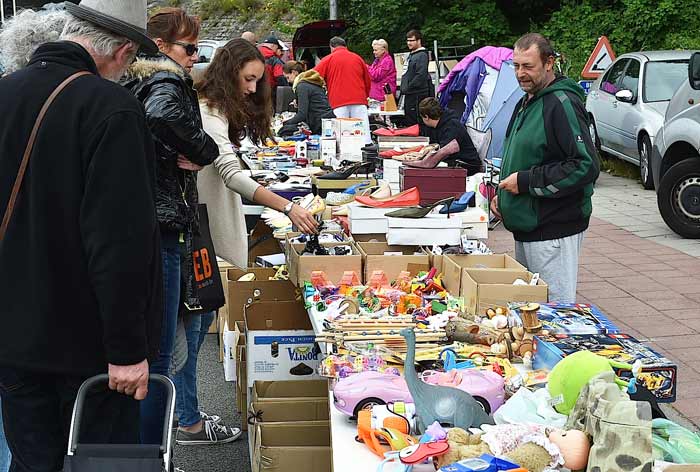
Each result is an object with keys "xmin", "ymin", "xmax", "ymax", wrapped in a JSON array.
[
  {"xmin": 354, "ymin": 187, "xmax": 420, "ymax": 208},
  {"xmin": 317, "ymin": 161, "xmax": 373, "ymax": 180},
  {"xmin": 439, "ymin": 191, "xmax": 475, "ymax": 214},
  {"xmin": 404, "ymin": 139, "xmax": 460, "ymax": 169},
  {"xmin": 384, "ymin": 197, "xmax": 455, "ymax": 218}
]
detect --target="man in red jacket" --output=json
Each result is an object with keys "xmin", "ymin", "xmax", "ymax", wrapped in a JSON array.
[
  {"xmin": 259, "ymin": 36, "xmax": 288, "ymax": 107},
  {"xmin": 315, "ymin": 37, "xmax": 372, "ymax": 144}
]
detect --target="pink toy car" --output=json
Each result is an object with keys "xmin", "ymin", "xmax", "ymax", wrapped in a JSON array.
[{"xmin": 332, "ymin": 369, "xmax": 505, "ymax": 418}]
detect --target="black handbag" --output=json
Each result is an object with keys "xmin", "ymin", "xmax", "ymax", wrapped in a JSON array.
[{"xmin": 183, "ymin": 204, "xmax": 225, "ymax": 314}]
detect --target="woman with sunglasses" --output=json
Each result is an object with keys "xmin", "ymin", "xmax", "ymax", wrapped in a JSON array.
[{"xmin": 122, "ymin": 8, "xmax": 233, "ymax": 446}]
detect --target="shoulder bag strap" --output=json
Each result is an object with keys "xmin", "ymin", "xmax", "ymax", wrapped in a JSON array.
[{"xmin": 0, "ymin": 70, "xmax": 91, "ymax": 242}]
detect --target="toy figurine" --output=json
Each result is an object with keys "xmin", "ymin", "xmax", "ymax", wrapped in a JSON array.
[{"xmin": 400, "ymin": 328, "xmax": 494, "ymax": 433}]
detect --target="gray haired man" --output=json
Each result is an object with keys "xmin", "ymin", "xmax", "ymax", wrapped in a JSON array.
[{"xmin": 0, "ymin": 0, "xmax": 162, "ymax": 470}]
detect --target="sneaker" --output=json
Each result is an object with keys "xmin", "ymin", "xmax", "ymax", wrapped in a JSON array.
[
  {"xmin": 200, "ymin": 411, "xmax": 221, "ymax": 424},
  {"xmin": 176, "ymin": 421, "xmax": 242, "ymax": 445}
]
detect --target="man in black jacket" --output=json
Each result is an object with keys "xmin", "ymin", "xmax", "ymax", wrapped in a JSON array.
[
  {"xmin": 400, "ymin": 29, "xmax": 434, "ymax": 126},
  {"xmin": 419, "ymin": 98, "xmax": 482, "ymax": 173},
  {"xmin": 0, "ymin": 1, "xmax": 162, "ymax": 470}
]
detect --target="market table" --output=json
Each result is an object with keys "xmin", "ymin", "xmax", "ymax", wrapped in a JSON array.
[{"xmin": 369, "ymin": 109, "xmax": 405, "ymax": 127}]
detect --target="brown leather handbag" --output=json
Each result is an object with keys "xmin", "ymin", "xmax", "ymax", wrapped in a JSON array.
[{"xmin": 0, "ymin": 71, "xmax": 90, "ymax": 242}]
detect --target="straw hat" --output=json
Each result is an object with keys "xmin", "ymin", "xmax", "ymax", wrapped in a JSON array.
[{"xmin": 65, "ymin": 0, "xmax": 157, "ymax": 54}]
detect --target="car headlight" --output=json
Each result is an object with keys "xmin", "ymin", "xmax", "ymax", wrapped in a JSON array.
[{"xmin": 335, "ymin": 397, "xmax": 346, "ymax": 407}]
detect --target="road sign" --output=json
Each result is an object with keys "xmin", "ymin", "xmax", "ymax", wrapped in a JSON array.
[
  {"xmin": 578, "ymin": 80, "xmax": 593, "ymax": 95},
  {"xmin": 581, "ymin": 36, "xmax": 616, "ymax": 79}
]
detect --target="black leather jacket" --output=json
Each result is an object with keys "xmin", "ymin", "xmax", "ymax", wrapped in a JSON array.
[
  {"xmin": 123, "ymin": 55, "xmax": 217, "ymax": 231},
  {"xmin": 122, "ymin": 55, "xmax": 218, "ymax": 306}
]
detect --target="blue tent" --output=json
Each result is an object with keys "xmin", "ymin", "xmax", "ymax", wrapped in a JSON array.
[{"xmin": 481, "ymin": 61, "xmax": 524, "ymax": 164}]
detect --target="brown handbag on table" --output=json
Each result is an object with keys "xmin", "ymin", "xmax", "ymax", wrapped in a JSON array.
[{"xmin": 0, "ymin": 71, "xmax": 90, "ymax": 243}]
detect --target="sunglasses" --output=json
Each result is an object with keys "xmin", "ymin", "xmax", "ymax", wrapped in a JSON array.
[{"xmin": 170, "ymin": 41, "xmax": 198, "ymax": 56}]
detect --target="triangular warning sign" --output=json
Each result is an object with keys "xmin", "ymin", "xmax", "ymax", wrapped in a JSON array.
[{"xmin": 581, "ymin": 36, "xmax": 616, "ymax": 79}]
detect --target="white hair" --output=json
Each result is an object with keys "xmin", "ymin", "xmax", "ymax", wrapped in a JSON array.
[
  {"xmin": 0, "ymin": 8, "xmax": 68, "ymax": 74},
  {"xmin": 60, "ymin": 15, "xmax": 134, "ymax": 58},
  {"xmin": 372, "ymin": 39, "xmax": 389, "ymax": 51}
]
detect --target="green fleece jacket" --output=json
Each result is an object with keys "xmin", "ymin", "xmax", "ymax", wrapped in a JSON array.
[{"xmin": 497, "ymin": 76, "xmax": 600, "ymax": 242}]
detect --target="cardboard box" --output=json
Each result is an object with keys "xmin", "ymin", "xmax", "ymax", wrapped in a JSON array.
[
  {"xmin": 236, "ymin": 344, "xmax": 247, "ymax": 421},
  {"xmin": 226, "ymin": 268, "xmax": 297, "ymax": 326},
  {"xmin": 249, "ymin": 379, "xmax": 329, "ymax": 425},
  {"xmin": 443, "ymin": 254, "xmax": 526, "ymax": 294},
  {"xmin": 357, "ymin": 242, "xmax": 430, "ymax": 281},
  {"xmin": 287, "ymin": 241, "xmax": 363, "ymax": 286},
  {"xmin": 320, "ymin": 138, "xmax": 336, "ymax": 164},
  {"xmin": 461, "ymin": 269, "xmax": 548, "ymax": 316},
  {"xmin": 351, "ymin": 233, "xmax": 387, "ymax": 242},
  {"xmin": 387, "ymin": 214, "xmax": 462, "ymax": 246},
  {"xmin": 509, "ymin": 302, "xmax": 620, "ymax": 335},
  {"xmin": 251, "ymin": 422, "xmax": 331, "ymax": 472},
  {"xmin": 456, "ymin": 207, "xmax": 489, "ymax": 239},
  {"xmin": 347, "ymin": 203, "xmax": 395, "ymax": 234},
  {"xmin": 339, "ymin": 135, "xmax": 364, "ymax": 161},
  {"xmin": 248, "ymin": 220, "xmax": 284, "ymax": 266},
  {"xmin": 244, "ymin": 300, "xmax": 321, "ymax": 385},
  {"xmin": 533, "ymin": 333, "xmax": 677, "ymax": 402}
]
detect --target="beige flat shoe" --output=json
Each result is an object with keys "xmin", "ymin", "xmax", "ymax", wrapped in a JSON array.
[{"xmin": 332, "ymin": 205, "xmax": 349, "ymax": 216}]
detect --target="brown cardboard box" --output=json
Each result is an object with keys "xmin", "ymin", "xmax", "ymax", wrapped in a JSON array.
[
  {"xmin": 252, "ymin": 422, "xmax": 331, "ymax": 472},
  {"xmin": 253, "ymin": 380, "xmax": 328, "ymax": 400},
  {"xmin": 214, "ymin": 258, "xmax": 237, "ymax": 334},
  {"xmin": 236, "ymin": 344, "xmax": 248, "ymax": 428},
  {"xmin": 357, "ymin": 242, "xmax": 430, "ymax": 281},
  {"xmin": 226, "ymin": 268, "xmax": 296, "ymax": 326},
  {"xmin": 248, "ymin": 399, "xmax": 329, "ymax": 424},
  {"xmin": 443, "ymin": 254, "xmax": 526, "ymax": 294},
  {"xmin": 351, "ymin": 233, "xmax": 387, "ymax": 242},
  {"xmin": 461, "ymin": 269, "xmax": 548, "ymax": 316},
  {"xmin": 287, "ymin": 241, "xmax": 363, "ymax": 286}
]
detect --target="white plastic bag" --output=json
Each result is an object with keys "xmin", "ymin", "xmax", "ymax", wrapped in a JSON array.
[{"xmin": 494, "ymin": 387, "xmax": 568, "ymax": 428}]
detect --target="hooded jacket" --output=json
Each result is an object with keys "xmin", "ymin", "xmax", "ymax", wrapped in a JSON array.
[
  {"xmin": 497, "ymin": 76, "xmax": 600, "ymax": 242},
  {"xmin": 400, "ymin": 48, "xmax": 433, "ymax": 97},
  {"xmin": 259, "ymin": 45, "xmax": 286, "ymax": 88},
  {"xmin": 122, "ymin": 55, "xmax": 218, "ymax": 306},
  {"xmin": 0, "ymin": 41, "xmax": 162, "ymax": 374},
  {"xmin": 282, "ymin": 70, "xmax": 335, "ymax": 134}
]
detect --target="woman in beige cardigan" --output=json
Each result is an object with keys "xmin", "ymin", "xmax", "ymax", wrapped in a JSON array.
[{"xmin": 197, "ymin": 39, "xmax": 318, "ymax": 269}]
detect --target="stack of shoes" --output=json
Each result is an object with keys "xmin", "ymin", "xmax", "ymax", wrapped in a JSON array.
[
  {"xmin": 404, "ymin": 139, "xmax": 461, "ymax": 169},
  {"xmin": 331, "ymin": 183, "xmax": 392, "ymax": 216},
  {"xmin": 325, "ymin": 180, "xmax": 373, "ymax": 206},
  {"xmin": 392, "ymin": 144, "xmax": 439, "ymax": 162},
  {"xmin": 372, "ymin": 124, "xmax": 420, "ymax": 137},
  {"xmin": 379, "ymin": 145, "xmax": 425, "ymax": 159}
]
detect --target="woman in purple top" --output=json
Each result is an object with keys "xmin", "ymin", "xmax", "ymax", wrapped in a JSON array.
[{"xmin": 368, "ymin": 39, "xmax": 397, "ymax": 101}]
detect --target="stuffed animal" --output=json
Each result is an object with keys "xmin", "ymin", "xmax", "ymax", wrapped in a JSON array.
[{"xmin": 435, "ymin": 428, "xmax": 491, "ymax": 469}]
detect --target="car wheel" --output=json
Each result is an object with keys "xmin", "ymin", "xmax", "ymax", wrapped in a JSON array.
[
  {"xmin": 588, "ymin": 117, "xmax": 601, "ymax": 153},
  {"xmin": 639, "ymin": 135, "xmax": 654, "ymax": 190},
  {"xmin": 473, "ymin": 396, "xmax": 491, "ymax": 414},
  {"xmin": 658, "ymin": 158, "xmax": 700, "ymax": 238},
  {"xmin": 352, "ymin": 397, "xmax": 385, "ymax": 418}
]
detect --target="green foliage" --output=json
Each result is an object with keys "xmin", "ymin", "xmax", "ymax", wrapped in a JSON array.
[
  {"xmin": 544, "ymin": 0, "xmax": 700, "ymax": 78},
  {"xmin": 198, "ymin": 0, "xmax": 263, "ymax": 20}
]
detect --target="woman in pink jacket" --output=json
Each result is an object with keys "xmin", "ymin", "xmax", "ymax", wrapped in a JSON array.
[{"xmin": 368, "ymin": 39, "xmax": 397, "ymax": 101}]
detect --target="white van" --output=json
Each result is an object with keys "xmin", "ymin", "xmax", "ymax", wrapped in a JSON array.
[{"xmin": 651, "ymin": 52, "xmax": 700, "ymax": 238}]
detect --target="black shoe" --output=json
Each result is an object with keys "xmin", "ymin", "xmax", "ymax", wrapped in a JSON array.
[
  {"xmin": 317, "ymin": 162, "xmax": 373, "ymax": 180},
  {"xmin": 362, "ymin": 143, "xmax": 378, "ymax": 152},
  {"xmin": 290, "ymin": 362, "xmax": 314, "ymax": 376}
]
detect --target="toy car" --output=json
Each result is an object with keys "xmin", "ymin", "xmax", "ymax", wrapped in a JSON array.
[{"xmin": 333, "ymin": 369, "xmax": 505, "ymax": 418}]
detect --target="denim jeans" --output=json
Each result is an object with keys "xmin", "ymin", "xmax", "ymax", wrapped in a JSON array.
[
  {"xmin": 172, "ymin": 312, "xmax": 215, "ymax": 427},
  {"xmin": 0, "ymin": 401, "xmax": 10, "ymax": 472},
  {"xmin": 0, "ymin": 367, "xmax": 139, "ymax": 472},
  {"xmin": 140, "ymin": 232, "xmax": 182, "ymax": 444}
]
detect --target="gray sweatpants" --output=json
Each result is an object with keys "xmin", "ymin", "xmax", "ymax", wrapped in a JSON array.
[{"xmin": 514, "ymin": 231, "xmax": 585, "ymax": 303}]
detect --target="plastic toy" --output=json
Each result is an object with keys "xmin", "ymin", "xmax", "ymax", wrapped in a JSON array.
[
  {"xmin": 332, "ymin": 368, "xmax": 505, "ymax": 418},
  {"xmin": 548, "ymin": 429, "xmax": 590, "ymax": 470},
  {"xmin": 400, "ymin": 328, "xmax": 494, "ymax": 432},
  {"xmin": 547, "ymin": 350, "xmax": 632, "ymax": 414}
]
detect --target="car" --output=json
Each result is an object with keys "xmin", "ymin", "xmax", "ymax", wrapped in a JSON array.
[
  {"xmin": 650, "ymin": 51, "xmax": 700, "ymax": 238},
  {"xmin": 292, "ymin": 20, "xmax": 347, "ymax": 68},
  {"xmin": 586, "ymin": 51, "xmax": 693, "ymax": 189},
  {"xmin": 332, "ymin": 369, "xmax": 505, "ymax": 418},
  {"xmin": 190, "ymin": 40, "xmax": 227, "ymax": 81}
]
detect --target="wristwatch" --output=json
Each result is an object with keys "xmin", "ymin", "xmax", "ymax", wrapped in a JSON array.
[{"xmin": 283, "ymin": 201, "xmax": 295, "ymax": 215}]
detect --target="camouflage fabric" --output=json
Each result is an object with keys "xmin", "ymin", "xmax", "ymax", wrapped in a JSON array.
[{"xmin": 566, "ymin": 371, "xmax": 653, "ymax": 472}]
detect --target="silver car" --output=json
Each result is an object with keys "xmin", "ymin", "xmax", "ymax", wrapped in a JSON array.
[
  {"xmin": 651, "ymin": 52, "xmax": 700, "ymax": 239},
  {"xmin": 586, "ymin": 51, "xmax": 692, "ymax": 189}
]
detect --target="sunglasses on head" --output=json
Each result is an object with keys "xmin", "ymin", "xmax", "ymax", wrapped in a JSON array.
[{"xmin": 170, "ymin": 41, "xmax": 198, "ymax": 56}]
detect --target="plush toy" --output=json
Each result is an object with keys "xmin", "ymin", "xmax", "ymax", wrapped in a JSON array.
[
  {"xmin": 504, "ymin": 442, "xmax": 553, "ymax": 472},
  {"xmin": 435, "ymin": 428, "xmax": 491, "ymax": 469}
]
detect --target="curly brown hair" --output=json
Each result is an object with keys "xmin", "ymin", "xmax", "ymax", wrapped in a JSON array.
[{"xmin": 196, "ymin": 38, "xmax": 273, "ymax": 147}]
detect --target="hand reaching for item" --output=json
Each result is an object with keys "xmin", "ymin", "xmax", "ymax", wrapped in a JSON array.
[
  {"xmin": 108, "ymin": 359, "xmax": 149, "ymax": 400},
  {"xmin": 490, "ymin": 194, "xmax": 501, "ymax": 220},
  {"xmin": 288, "ymin": 204, "xmax": 319, "ymax": 235},
  {"xmin": 177, "ymin": 155, "xmax": 203, "ymax": 171}
]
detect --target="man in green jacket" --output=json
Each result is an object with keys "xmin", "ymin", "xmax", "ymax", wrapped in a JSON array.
[{"xmin": 492, "ymin": 33, "xmax": 599, "ymax": 302}]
